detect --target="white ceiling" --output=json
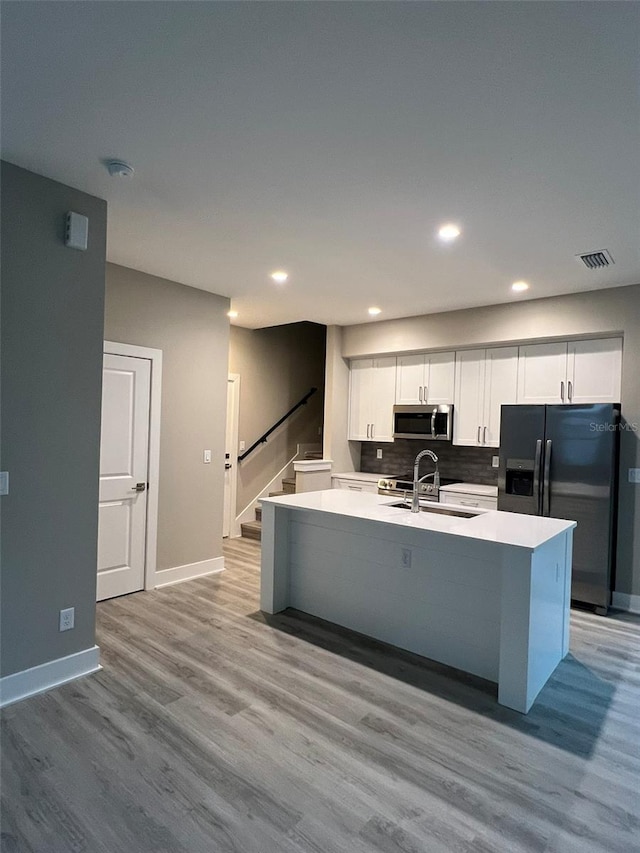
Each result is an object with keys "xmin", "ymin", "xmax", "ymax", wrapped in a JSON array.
[{"xmin": 2, "ymin": 2, "xmax": 639, "ymax": 329}]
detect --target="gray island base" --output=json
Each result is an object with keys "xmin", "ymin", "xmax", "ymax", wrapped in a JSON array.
[{"xmin": 260, "ymin": 490, "xmax": 576, "ymax": 714}]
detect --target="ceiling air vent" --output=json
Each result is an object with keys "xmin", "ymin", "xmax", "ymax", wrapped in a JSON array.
[{"xmin": 576, "ymin": 249, "xmax": 614, "ymax": 270}]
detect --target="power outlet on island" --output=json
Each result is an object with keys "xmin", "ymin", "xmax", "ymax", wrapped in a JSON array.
[{"xmin": 401, "ymin": 548, "xmax": 412, "ymax": 569}]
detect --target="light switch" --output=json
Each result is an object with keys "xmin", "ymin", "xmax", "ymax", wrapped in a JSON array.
[
  {"xmin": 239, "ymin": 440, "xmax": 246, "ymax": 452},
  {"xmin": 629, "ymin": 468, "xmax": 640, "ymax": 484},
  {"xmin": 203, "ymin": 449, "xmax": 212, "ymax": 464}
]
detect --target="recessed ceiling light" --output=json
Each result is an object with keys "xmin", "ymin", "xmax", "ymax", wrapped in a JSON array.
[
  {"xmin": 270, "ymin": 270, "xmax": 289, "ymax": 284},
  {"xmin": 227, "ymin": 310, "xmax": 238, "ymax": 318},
  {"xmin": 511, "ymin": 281, "xmax": 529, "ymax": 292},
  {"xmin": 368, "ymin": 307, "xmax": 382, "ymax": 316},
  {"xmin": 438, "ymin": 223, "xmax": 461, "ymax": 242}
]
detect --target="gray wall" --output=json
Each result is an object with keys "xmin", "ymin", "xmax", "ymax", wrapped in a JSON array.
[
  {"xmin": 104, "ymin": 264, "xmax": 229, "ymax": 572},
  {"xmin": 335, "ymin": 284, "xmax": 640, "ymax": 596},
  {"xmin": 0, "ymin": 161, "xmax": 107, "ymax": 677},
  {"xmin": 229, "ymin": 323, "xmax": 325, "ymax": 514}
]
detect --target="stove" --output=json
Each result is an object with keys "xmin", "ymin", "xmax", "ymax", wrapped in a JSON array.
[{"xmin": 377, "ymin": 474, "xmax": 459, "ymax": 501}]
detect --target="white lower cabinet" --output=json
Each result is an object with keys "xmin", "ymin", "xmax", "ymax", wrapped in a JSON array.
[
  {"xmin": 332, "ymin": 476, "xmax": 379, "ymax": 494},
  {"xmin": 453, "ymin": 347, "xmax": 518, "ymax": 447},
  {"xmin": 439, "ymin": 484, "xmax": 498, "ymax": 511},
  {"xmin": 348, "ymin": 357, "xmax": 396, "ymax": 441}
]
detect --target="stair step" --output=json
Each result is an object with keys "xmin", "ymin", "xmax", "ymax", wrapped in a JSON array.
[
  {"xmin": 241, "ymin": 520, "xmax": 262, "ymax": 541},
  {"xmin": 269, "ymin": 490, "xmax": 286, "ymax": 497},
  {"xmin": 255, "ymin": 506, "xmax": 262, "ymax": 522},
  {"xmin": 282, "ymin": 477, "xmax": 296, "ymax": 494}
]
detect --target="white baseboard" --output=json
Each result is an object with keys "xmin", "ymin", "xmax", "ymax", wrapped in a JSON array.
[
  {"xmin": 154, "ymin": 556, "xmax": 224, "ymax": 589},
  {"xmin": 612, "ymin": 592, "xmax": 640, "ymax": 614},
  {"xmin": 0, "ymin": 645, "xmax": 101, "ymax": 709}
]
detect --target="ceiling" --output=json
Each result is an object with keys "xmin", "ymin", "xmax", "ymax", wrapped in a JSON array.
[{"xmin": 2, "ymin": 2, "xmax": 639, "ymax": 329}]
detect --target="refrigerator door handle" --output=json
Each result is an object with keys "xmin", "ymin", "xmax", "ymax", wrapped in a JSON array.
[
  {"xmin": 533, "ymin": 439, "xmax": 543, "ymax": 514},
  {"xmin": 542, "ymin": 439, "xmax": 552, "ymax": 516}
]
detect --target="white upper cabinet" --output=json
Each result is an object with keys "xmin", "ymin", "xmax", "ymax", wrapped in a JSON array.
[
  {"xmin": 395, "ymin": 352, "xmax": 455, "ymax": 405},
  {"xmin": 517, "ymin": 338, "xmax": 622, "ymax": 404},
  {"xmin": 567, "ymin": 338, "xmax": 622, "ymax": 404},
  {"xmin": 348, "ymin": 357, "xmax": 396, "ymax": 442},
  {"xmin": 483, "ymin": 347, "xmax": 519, "ymax": 445},
  {"xmin": 517, "ymin": 342, "xmax": 568, "ymax": 404},
  {"xmin": 454, "ymin": 347, "xmax": 518, "ymax": 447}
]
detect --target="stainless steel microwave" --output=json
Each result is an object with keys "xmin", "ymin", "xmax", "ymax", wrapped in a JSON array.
[{"xmin": 393, "ymin": 404, "xmax": 453, "ymax": 440}]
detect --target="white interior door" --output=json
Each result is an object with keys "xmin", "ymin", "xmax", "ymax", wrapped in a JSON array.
[
  {"xmin": 97, "ymin": 353, "xmax": 151, "ymax": 601},
  {"xmin": 223, "ymin": 374, "xmax": 239, "ymax": 538}
]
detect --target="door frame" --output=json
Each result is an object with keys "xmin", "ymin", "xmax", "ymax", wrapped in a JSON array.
[
  {"xmin": 225, "ymin": 373, "xmax": 240, "ymax": 538},
  {"xmin": 103, "ymin": 341, "xmax": 163, "ymax": 591}
]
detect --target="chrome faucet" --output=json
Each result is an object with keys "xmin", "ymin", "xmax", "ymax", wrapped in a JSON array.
[{"xmin": 412, "ymin": 449, "xmax": 440, "ymax": 513}]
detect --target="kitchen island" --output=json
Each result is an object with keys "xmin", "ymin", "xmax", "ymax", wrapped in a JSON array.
[{"xmin": 260, "ymin": 490, "xmax": 576, "ymax": 713}]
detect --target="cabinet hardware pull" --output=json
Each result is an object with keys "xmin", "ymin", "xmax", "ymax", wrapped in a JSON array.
[
  {"xmin": 483, "ymin": 426, "xmax": 487, "ymax": 444},
  {"xmin": 460, "ymin": 500, "xmax": 479, "ymax": 507},
  {"xmin": 477, "ymin": 426, "xmax": 481, "ymax": 444},
  {"xmin": 424, "ymin": 386, "xmax": 428, "ymax": 402},
  {"xmin": 560, "ymin": 380, "xmax": 565, "ymax": 402},
  {"xmin": 371, "ymin": 423, "xmax": 375, "ymax": 438},
  {"xmin": 418, "ymin": 386, "xmax": 423, "ymax": 403},
  {"xmin": 568, "ymin": 380, "xmax": 573, "ymax": 402},
  {"xmin": 366, "ymin": 423, "xmax": 370, "ymax": 439}
]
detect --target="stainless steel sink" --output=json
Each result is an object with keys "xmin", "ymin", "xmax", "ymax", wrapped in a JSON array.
[{"xmin": 388, "ymin": 501, "xmax": 477, "ymax": 519}]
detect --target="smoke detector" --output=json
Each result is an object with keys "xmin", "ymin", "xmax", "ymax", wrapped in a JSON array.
[
  {"xmin": 576, "ymin": 249, "xmax": 614, "ymax": 270},
  {"xmin": 106, "ymin": 160, "xmax": 135, "ymax": 178}
]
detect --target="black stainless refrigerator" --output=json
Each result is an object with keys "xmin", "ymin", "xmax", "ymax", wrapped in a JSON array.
[{"xmin": 498, "ymin": 404, "xmax": 620, "ymax": 613}]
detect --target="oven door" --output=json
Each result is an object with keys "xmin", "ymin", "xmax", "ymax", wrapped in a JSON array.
[{"xmin": 393, "ymin": 405, "xmax": 452, "ymax": 440}]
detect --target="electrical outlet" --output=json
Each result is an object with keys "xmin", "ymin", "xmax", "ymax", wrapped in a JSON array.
[
  {"xmin": 0, "ymin": 472, "xmax": 8, "ymax": 495},
  {"xmin": 401, "ymin": 548, "xmax": 412, "ymax": 568},
  {"xmin": 59, "ymin": 607, "xmax": 75, "ymax": 632},
  {"xmin": 203, "ymin": 449, "xmax": 212, "ymax": 464},
  {"xmin": 629, "ymin": 468, "xmax": 640, "ymax": 484},
  {"xmin": 492, "ymin": 456, "xmax": 500, "ymax": 468},
  {"xmin": 239, "ymin": 440, "xmax": 246, "ymax": 452},
  {"xmin": 376, "ymin": 448, "xmax": 383, "ymax": 460}
]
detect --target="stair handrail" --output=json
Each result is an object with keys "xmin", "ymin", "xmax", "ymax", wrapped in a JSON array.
[{"xmin": 238, "ymin": 387, "xmax": 318, "ymax": 462}]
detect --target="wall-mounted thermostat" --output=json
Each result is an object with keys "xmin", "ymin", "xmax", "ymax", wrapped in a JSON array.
[{"xmin": 65, "ymin": 212, "xmax": 89, "ymax": 251}]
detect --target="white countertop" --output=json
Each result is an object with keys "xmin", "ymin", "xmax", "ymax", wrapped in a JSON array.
[
  {"xmin": 440, "ymin": 482, "xmax": 498, "ymax": 497},
  {"xmin": 331, "ymin": 471, "xmax": 389, "ymax": 482},
  {"xmin": 260, "ymin": 489, "xmax": 575, "ymax": 551}
]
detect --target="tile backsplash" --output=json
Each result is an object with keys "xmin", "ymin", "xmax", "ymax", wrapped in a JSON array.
[{"xmin": 360, "ymin": 440, "xmax": 498, "ymax": 486}]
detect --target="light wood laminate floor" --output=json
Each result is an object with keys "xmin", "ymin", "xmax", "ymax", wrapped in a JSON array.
[{"xmin": 2, "ymin": 538, "xmax": 639, "ymax": 852}]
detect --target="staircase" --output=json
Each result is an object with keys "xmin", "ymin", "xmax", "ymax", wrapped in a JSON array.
[{"xmin": 240, "ymin": 476, "xmax": 296, "ymax": 542}]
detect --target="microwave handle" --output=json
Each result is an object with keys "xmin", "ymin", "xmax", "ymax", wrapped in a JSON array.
[{"xmin": 431, "ymin": 408, "xmax": 437, "ymax": 439}]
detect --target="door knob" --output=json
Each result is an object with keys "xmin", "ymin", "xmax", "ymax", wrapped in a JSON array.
[{"xmin": 131, "ymin": 482, "xmax": 146, "ymax": 492}]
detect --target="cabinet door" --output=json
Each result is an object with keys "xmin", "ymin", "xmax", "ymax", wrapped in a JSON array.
[
  {"xmin": 425, "ymin": 352, "xmax": 455, "ymax": 404},
  {"xmin": 567, "ymin": 338, "xmax": 622, "ymax": 404},
  {"xmin": 348, "ymin": 358, "xmax": 372, "ymax": 440},
  {"xmin": 370, "ymin": 357, "xmax": 397, "ymax": 442},
  {"xmin": 517, "ymin": 342, "xmax": 568, "ymax": 404},
  {"xmin": 482, "ymin": 347, "xmax": 519, "ymax": 447},
  {"xmin": 395, "ymin": 354, "xmax": 425, "ymax": 404},
  {"xmin": 453, "ymin": 349, "xmax": 485, "ymax": 446}
]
